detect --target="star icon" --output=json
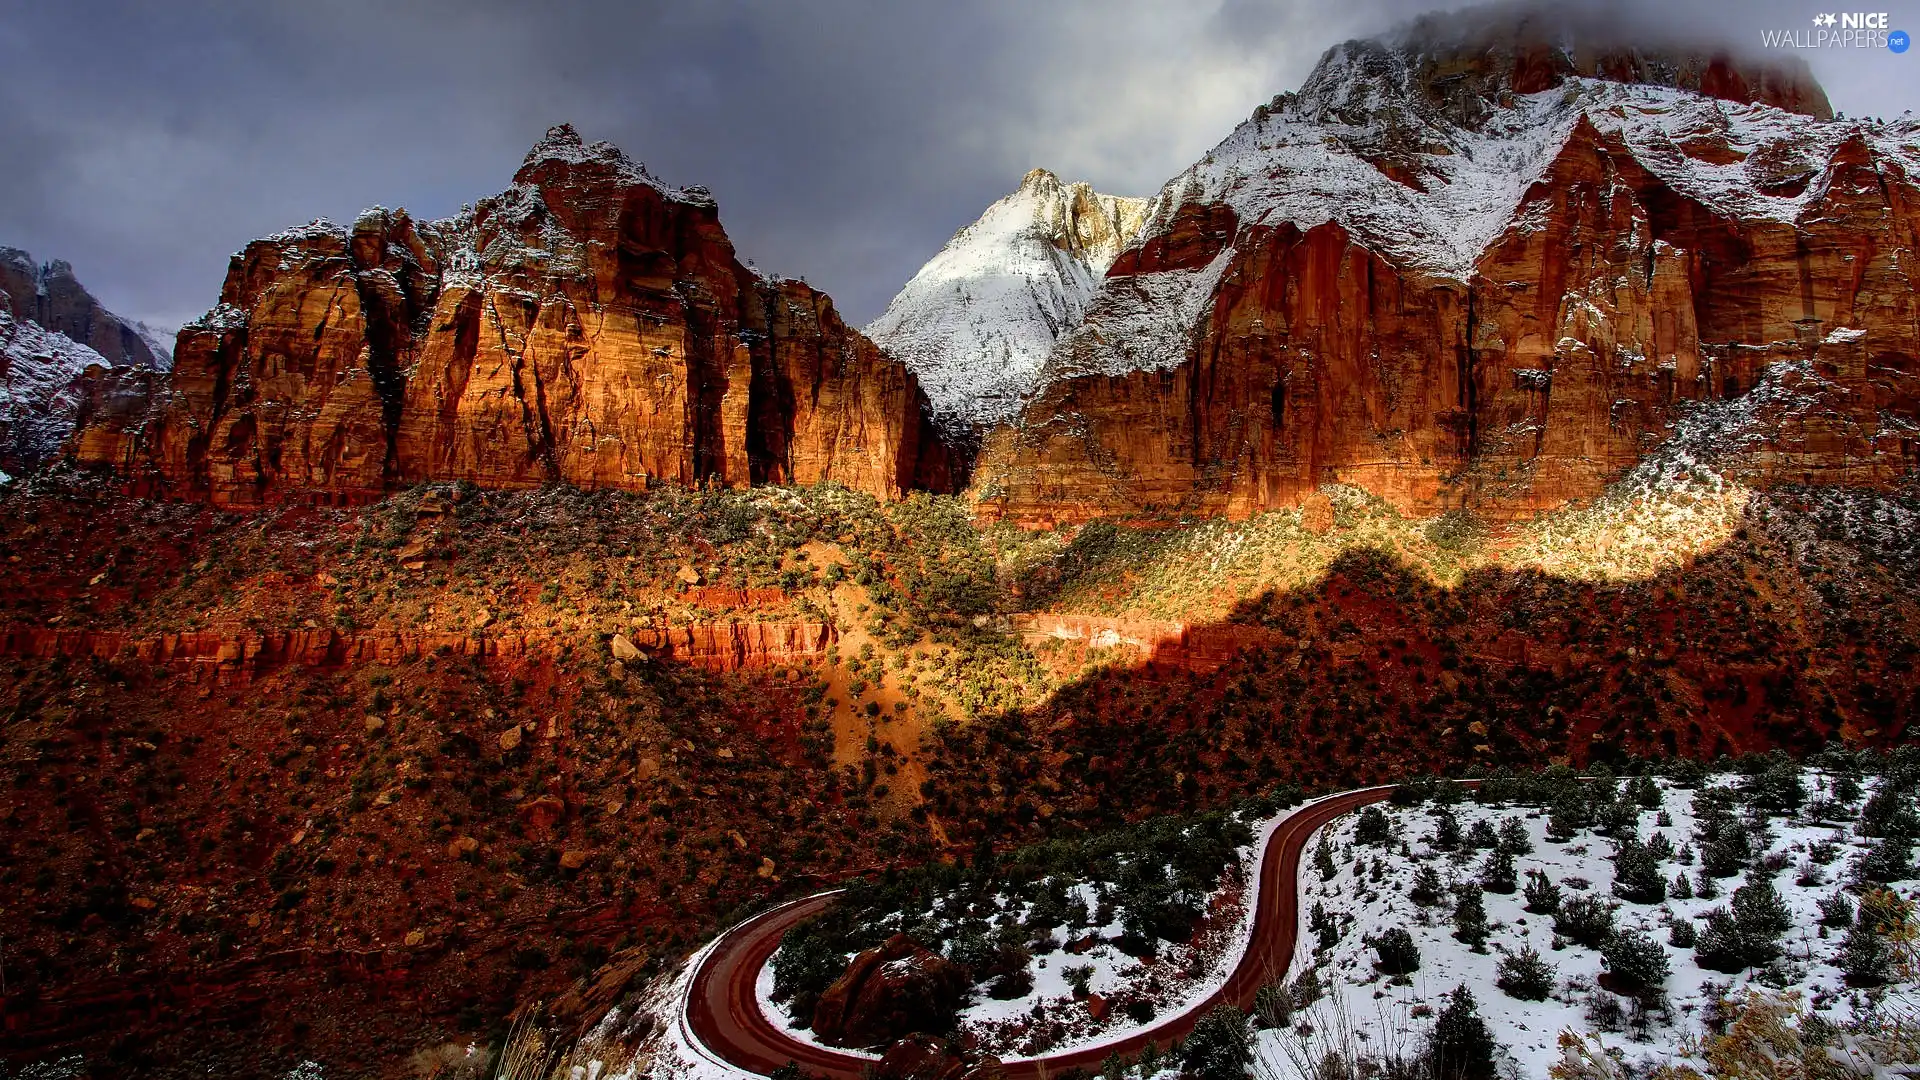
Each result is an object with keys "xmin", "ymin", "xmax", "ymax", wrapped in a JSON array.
[{"xmin": 1822, "ymin": 13, "xmax": 1839, "ymax": 26}]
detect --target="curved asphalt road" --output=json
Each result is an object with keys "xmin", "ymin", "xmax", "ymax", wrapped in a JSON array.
[{"xmin": 684, "ymin": 785, "xmax": 1397, "ymax": 1079}]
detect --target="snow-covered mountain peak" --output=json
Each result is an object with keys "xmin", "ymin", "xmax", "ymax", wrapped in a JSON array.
[{"xmin": 866, "ymin": 172, "xmax": 1146, "ymax": 439}]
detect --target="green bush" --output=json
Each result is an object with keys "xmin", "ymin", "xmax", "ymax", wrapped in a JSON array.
[
  {"xmin": 1495, "ymin": 946, "xmax": 1554, "ymax": 1001},
  {"xmin": 1179, "ymin": 1004, "xmax": 1252, "ymax": 1080},
  {"xmin": 1523, "ymin": 869, "xmax": 1562, "ymax": 914},
  {"xmin": 1354, "ymin": 806, "xmax": 1392, "ymax": 846},
  {"xmin": 1611, "ymin": 838, "xmax": 1666, "ymax": 905},
  {"xmin": 1425, "ymin": 986, "xmax": 1498, "ymax": 1080},
  {"xmin": 1553, "ymin": 894, "xmax": 1614, "ymax": 947},
  {"xmin": 1453, "ymin": 884, "xmax": 1489, "ymax": 952},
  {"xmin": 1368, "ymin": 926, "xmax": 1420, "ymax": 975},
  {"xmin": 1600, "ymin": 929, "xmax": 1670, "ymax": 991}
]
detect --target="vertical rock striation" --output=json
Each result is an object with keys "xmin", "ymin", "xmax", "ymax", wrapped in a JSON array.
[
  {"xmin": 968, "ymin": 12, "xmax": 1917, "ymax": 523},
  {"xmin": 78, "ymin": 126, "xmax": 954, "ymax": 504}
]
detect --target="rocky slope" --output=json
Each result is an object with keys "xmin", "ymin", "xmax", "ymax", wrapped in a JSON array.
[
  {"xmin": 866, "ymin": 170, "xmax": 1145, "ymax": 441},
  {"xmin": 1, "ymin": 249, "xmax": 169, "ymax": 478},
  {"xmin": 970, "ymin": 11, "xmax": 1918, "ymax": 524},
  {"xmin": 75, "ymin": 125, "xmax": 954, "ymax": 505}
]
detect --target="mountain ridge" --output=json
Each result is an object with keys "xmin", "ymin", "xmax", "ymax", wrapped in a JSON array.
[
  {"xmin": 73, "ymin": 124, "xmax": 956, "ymax": 505},
  {"xmin": 965, "ymin": 13, "xmax": 1917, "ymax": 524}
]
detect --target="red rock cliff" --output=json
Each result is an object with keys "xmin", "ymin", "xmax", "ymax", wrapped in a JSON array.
[
  {"xmin": 77, "ymin": 126, "xmax": 953, "ymax": 504},
  {"xmin": 970, "ymin": 31, "xmax": 1917, "ymax": 524}
]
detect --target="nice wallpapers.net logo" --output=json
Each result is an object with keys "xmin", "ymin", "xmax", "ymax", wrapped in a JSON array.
[{"xmin": 1762, "ymin": 12, "xmax": 1910, "ymax": 50}]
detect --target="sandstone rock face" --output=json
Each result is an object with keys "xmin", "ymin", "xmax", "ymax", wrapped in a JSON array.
[
  {"xmin": 0, "ymin": 619, "xmax": 837, "ymax": 682},
  {"xmin": 77, "ymin": 126, "xmax": 953, "ymax": 504},
  {"xmin": 971, "ymin": 24, "xmax": 1916, "ymax": 524},
  {"xmin": 811, "ymin": 933, "xmax": 969, "ymax": 1049}
]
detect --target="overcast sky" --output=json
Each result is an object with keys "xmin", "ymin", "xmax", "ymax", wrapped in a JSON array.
[{"xmin": 3, "ymin": 0, "xmax": 1916, "ymax": 336}]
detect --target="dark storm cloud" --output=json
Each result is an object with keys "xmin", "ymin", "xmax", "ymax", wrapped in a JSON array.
[{"xmin": 3, "ymin": 0, "xmax": 1916, "ymax": 336}]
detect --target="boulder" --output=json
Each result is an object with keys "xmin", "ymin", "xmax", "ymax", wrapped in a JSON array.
[
  {"xmin": 875, "ymin": 1036, "xmax": 971, "ymax": 1080},
  {"xmin": 811, "ymin": 934, "xmax": 969, "ymax": 1049},
  {"xmin": 609, "ymin": 634, "xmax": 643, "ymax": 662}
]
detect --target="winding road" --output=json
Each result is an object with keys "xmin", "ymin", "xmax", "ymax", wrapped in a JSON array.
[{"xmin": 683, "ymin": 785, "xmax": 1397, "ymax": 1079}]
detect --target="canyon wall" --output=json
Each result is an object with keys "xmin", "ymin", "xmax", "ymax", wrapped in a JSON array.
[
  {"xmin": 75, "ymin": 126, "xmax": 954, "ymax": 505},
  {"xmin": 969, "ymin": 37, "xmax": 1918, "ymax": 524}
]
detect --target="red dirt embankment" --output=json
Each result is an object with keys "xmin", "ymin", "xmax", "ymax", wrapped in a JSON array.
[{"xmin": 0, "ymin": 620, "xmax": 837, "ymax": 681}]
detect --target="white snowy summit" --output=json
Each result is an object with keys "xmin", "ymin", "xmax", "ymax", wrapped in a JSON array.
[{"xmin": 866, "ymin": 169, "xmax": 1146, "ymax": 438}]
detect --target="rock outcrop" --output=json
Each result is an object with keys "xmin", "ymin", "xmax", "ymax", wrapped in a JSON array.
[
  {"xmin": 811, "ymin": 933, "xmax": 969, "ymax": 1049},
  {"xmin": 77, "ymin": 126, "xmax": 954, "ymax": 505},
  {"xmin": 1, "ymin": 249, "xmax": 169, "ymax": 476},
  {"xmin": 866, "ymin": 170, "xmax": 1145, "ymax": 442},
  {"xmin": 0, "ymin": 248, "xmax": 168, "ymax": 369},
  {"xmin": 969, "ymin": 13, "xmax": 1917, "ymax": 524},
  {"xmin": 0, "ymin": 619, "xmax": 837, "ymax": 682}
]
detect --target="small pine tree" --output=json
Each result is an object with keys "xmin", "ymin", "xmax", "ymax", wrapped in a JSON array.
[
  {"xmin": 1480, "ymin": 848, "xmax": 1518, "ymax": 894},
  {"xmin": 1354, "ymin": 805, "xmax": 1392, "ymax": 846},
  {"xmin": 1466, "ymin": 819, "xmax": 1499, "ymax": 850},
  {"xmin": 1497, "ymin": 817, "xmax": 1533, "ymax": 855},
  {"xmin": 1731, "ymin": 876, "xmax": 1792, "ymax": 948},
  {"xmin": 1524, "ymin": 869, "xmax": 1563, "ymax": 914},
  {"xmin": 1453, "ymin": 883, "xmax": 1490, "ymax": 952},
  {"xmin": 1495, "ymin": 945, "xmax": 1555, "ymax": 1000},
  {"xmin": 1841, "ymin": 919, "xmax": 1893, "ymax": 986},
  {"xmin": 1426, "ymin": 985, "xmax": 1498, "ymax": 1080},
  {"xmin": 1694, "ymin": 869, "xmax": 1720, "ymax": 900},
  {"xmin": 1669, "ymin": 919, "xmax": 1697, "ymax": 948},
  {"xmin": 1818, "ymin": 890, "xmax": 1855, "ymax": 928},
  {"xmin": 1409, "ymin": 863, "xmax": 1445, "ymax": 907},
  {"xmin": 1743, "ymin": 760, "xmax": 1806, "ymax": 813},
  {"xmin": 1855, "ymin": 834, "xmax": 1914, "ymax": 884},
  {"xmin": 1693, "ymin": 908, "xmax": 1751, "ymax": 973},
  {"xmin": 1843, "ymin": 887, "xmax": 1915, "ymax": 986},
  {"xmin": 1612, "ymin": 838, "xmax": 1667, "ymax": 905},
  {"xmin": 1627, "ymin": 775, "xmax": 1663, "ymax": 810},
  {"xmin": 1309, "ymin": 901, "xmax": 1340, "ymax": 952},
  {"xmin": 1313, "ymin": 834, "xmax": 1337, "ymax": 880},
  {"xmin": 1432, "ymin": 808, "xmax": 1463, "ymax": 851},
  {"xmin": 1671, "ymin": 872, "xmax": 1694, "ymax": 900},
  {"xmin": 1600, "ymin": 928, "xmax": 1671, "ymax": 991},
  {"xmin": 1554, "ymin": 894, "xmax": 1616, "ymax": 948}
]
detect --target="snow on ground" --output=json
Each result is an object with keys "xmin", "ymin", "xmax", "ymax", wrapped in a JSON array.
[{"xmin": 1270, "ymin": 768, "xmax": 1917, "ymax": 1078}]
